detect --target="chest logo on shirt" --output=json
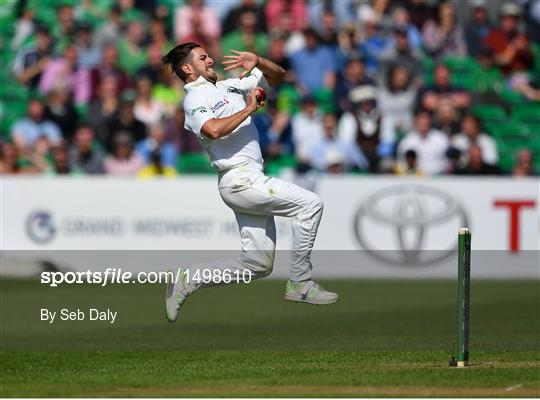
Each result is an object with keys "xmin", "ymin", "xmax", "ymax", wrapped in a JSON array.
[
  {"xmin": 226, "ymin": 87, "xmax": 242, "ymax": 95},
  {"xmin": 211, "ymin": 98, "xmax": 230, "ymax": 112},
  {"xmin": 191, "ymin": 106, "xmax": 208, "ymax": 115}
]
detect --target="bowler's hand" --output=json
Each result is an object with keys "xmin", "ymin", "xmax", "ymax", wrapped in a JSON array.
[
  {"xmin": 222, "ymin": 50, "xmax": 259, "ymax": 79},
  {"xmin": 246, "ymin": 87, "xmax": 265, "ymax": 113}
]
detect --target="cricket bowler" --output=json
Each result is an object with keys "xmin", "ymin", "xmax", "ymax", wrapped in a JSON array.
[{"xmin": 162, "ymin": 43, "xmax": 338, "ymax": 322}]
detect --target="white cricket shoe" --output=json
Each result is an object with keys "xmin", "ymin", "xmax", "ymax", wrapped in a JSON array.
[
  {"xmin": 165, "ymin": 269, "xmax": 196, "ymax": 322},
  {"xmin": 284, "ymin": 279, "xmax": 339, "ymax": 305}
]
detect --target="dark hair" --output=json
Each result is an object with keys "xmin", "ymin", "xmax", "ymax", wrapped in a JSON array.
[
  {"xmin": 415, "ymin": 108, "xmax": 431, "ymax": 118},
  {"xmin": 302, "ymin": 27, "xmax": 320, "ymax": 41},
  {"xmin": 463, "ymin": 113, "xmax": 482, "ymax": 130},
  {"xmin": 162, "ymin": 42, "xmax": 201, "ymax": 82},
  {"xmin": 387, "ymin": 64, "xmax": 410, "ymax": 92},
  {"xmin": 405, "ymin": 150, "xmax": 417, "ymax": 159}
]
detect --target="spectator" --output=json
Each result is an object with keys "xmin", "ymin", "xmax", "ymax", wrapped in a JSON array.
[
  {"xmin": 118, "ymin": 21, "xmax": 147, "ymax": 77},
  {"xmin": 419, "ymin": 65, "xmax": 471, "ymax": 112},
  {"xmin": 90, "ymin": 45, "xmax": 130, "ymax": 100},
  {"xmin": 87, "ymin": 75, "xmax": 120, "ymax": 141},
  {"xmin": 513, "ymin": 149, "xmax": 535, "ymax": 176},
  {"xmin": 309, "ymin": 113, "xmax": 367, "ymax": 172},
  {"xmin": 526, "ymin": 0, "xmax": 540, "ymax": 40},
  {"xmin": 465, "ymin": 0, "xmax": 492, "ymax": 57},
  {"xmin": 337, "ymin": 86, "xmax": 389, "ymax": 172},
  {"xmin": 69, "ymin": 125, "xmax": 105, "ymax": 174},
  {"xmin": 265, "ymin": 0, "xmax": 307, "ymax": 32},
  {"xmin": 10, "ymin": 99, "xmax": 62, "ymax": 149},
  {"xmin": 454, "ymin": 145, "xmax": 500, "ymax": 175},
  {"xmin": 360, "ymin": 19, "xmax": 388, "ymax": 75},
  {"xmin": 137, "ymin": 149, "xmax": 178, "ymax": 178},
  {"xmin": 118, "ymin": 0, "xmax": 144, "ymax": 23},
  {"xmin": 394, "ymin": 149, "xmax": 422, "ymax": 175},
  {"xmin": 136, "ymin": 122, "xmax": 178, "ymax": 168},
  {"xmin": 335, "ymin": 23, "xmax": 362, "ymax": 72},
  {"xmin": 307, "ymin": 0, "xmax": 355, "ymax": 30},
  {"xmin": 383, "ymin": 7, "xmax": 421, "ymax": 52},
  {"xmin": 0, "ymin": 142, "xmax": 21, "ymax": 174},
  {"xmin": 357, "ymin": 0, "xmax": 393, "ymax": 33},
  {"xmin": 38, "ymin": 44, "xmax": 91, "ymax": 105},
  {"xmin": 53, "ymin": 3, "xmax": 76, "ymax": 50},
  {"xmin": 148, "ymin": 17, "xmax": 172, "ymax": 53},
  {"xmin": 163, "ymin": 105, "xmax": 203, "ymax": 154},
  {"xmin": 175, "ymin": 0, "xmax": 220, "ymax": 54},
  {"xmin": 138, "ymin": 44, "xmax": 165, "ymax": 85},
  {"xmin": 422, "ymin": 1, "xmax": 466, "ymax": 61},
  {"xmin": 470, "ymin": 46, "xmax": 504, "ymax": 94},
  {"xmin": 291, "ymin": 95, "xmax": 324, "ymax": 164},
  {"xmin": 511, "ymin": 72, "xmax": 540, "ymax": 101},
  {"xmin": 222, "ymin": 0, "xmax": 267, "ymax": 36},
  {"xmin": 51, "ymin": 144, "xmax": 71, "ymax": 175},
  {"xmin": 133, "ymin": 76, "xmax": 165, "ymax": 126},
  {"xmin": 484, "ymin": 3, "xmax": 534, "ymax": 75},
  {"xmin": 12, "ymin": 25, "xmax": 53, "ymax": 89},
  {"xmin": 104, "ymin": 132, "xmax": 144, "ymax": 176},
  {"xmin": 11, "ymin": 8, "xmax": 34, "ymax": 51},
  {"xmin": 335, "ymin": 57, "xmax": 374, "ymax": 113},
  {"xmin": 44, "ymin": 87, "xmax": 79, "ymax": 142},
  {"xmin": 106, "ymin": 98, "xmax": 147, "ymax": 151},
  {"xmin": 93, "ymin": 5, "xmax": 122, "ymax": 48},
  {"xmin": 26, "ymin": 136, "xmax": 54, "ymax": 173},
  {"xmin": 267, "ymin": 33, "xmax": 293, "ymax": 81},
  {"xmin": 317, "ymin": 9, "xmax": 339, "ymax": 47},
  {"xmin": 152, "ymin": 67, "xmax": 185, "ymax": 117},
  {"xmin": 433, "ymin": 101, "xmax": 461, "ymax": 136},
  {"xmin": 323, "ymin": 150, "xmax": 346, "ymax": 174},
  {"xmin": 379, "ymin": 25, "xmax": 423, "ymax": 85},
  {"xmin": 406, "ymin": 0, "xmax": 439, "ymax": 31},
  {"xmin": 221, "ymin": 10, "xmax": 268, "ymax": 56},
  {"xmin": 377, "ymin": 65, "xmax": 416, "ymax": 141},
  {"xmin": 290, "ymin": 28, "xmax": 336, "ymax": 93},
  {"xmin": 272, "ymin": 12, "xmax": 305, "ymax": 56},
  {"xmin": 397, "ymin": 109, "xmax": 449, "ymax": 175},
  {"xmin": 74, "ymin": 22, "xmax": 101, "ymax": 69},
  {"xmin": 451, "ymin": 114, "xmax": 498, "ymax": 166},
  {"xmin": 253, "ymin": 99, "xmax": 293, "ymax": 159}
]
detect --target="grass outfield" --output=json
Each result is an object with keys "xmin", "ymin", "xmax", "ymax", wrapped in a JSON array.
[{"xmin": 1, "ymin": 279, "xmax": 539, "ymax": 397}]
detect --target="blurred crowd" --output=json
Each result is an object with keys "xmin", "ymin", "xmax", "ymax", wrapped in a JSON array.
[{"xmin": 1, "ymin": 0, "xmax": 539, "ymax": 177}]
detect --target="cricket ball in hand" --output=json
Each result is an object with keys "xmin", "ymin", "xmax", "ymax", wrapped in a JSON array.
[{"xmin": 256, "ymin": 88, "xmax": 267, "ymax": 103}]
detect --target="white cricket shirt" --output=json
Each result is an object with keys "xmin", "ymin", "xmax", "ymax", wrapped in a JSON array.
[{"xmin": 183, "ymin": 68, "xmax": 268, "ymax": 171}]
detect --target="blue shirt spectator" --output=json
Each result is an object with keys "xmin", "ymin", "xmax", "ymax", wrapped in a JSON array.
[
  {"xmin": 290, "ymin": 28, "xmax": 336, "ymax": 93},
  {"xmin": 253, "ymin": 103, "xmax": 294, "ymax": 157},
  {"xmin": 359, "ymin": 20, "xmax": 389, "ymax": 74},
  {"xmin": 10, "ymin": 100, "xmax": 62, "ymax": 148},
  {"xmin": 308, "ymin": 0, "xmax": 355, "ymax": 30},
  {"xmin": 135, "ymin": 123, "xmax": 178, "ymax": 168},
  {"xmin": 309, "ymin": 114, "xmax": 367, "ymax": 171}
]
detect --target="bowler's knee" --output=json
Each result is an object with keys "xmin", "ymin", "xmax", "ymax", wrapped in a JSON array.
[
  {"xmin": 308, "ymin": 195, "xmax": 324, "ymax": 215},
  {"xmin": 243, "ymin": 247, "xmax": 275, "ymax": 276}
]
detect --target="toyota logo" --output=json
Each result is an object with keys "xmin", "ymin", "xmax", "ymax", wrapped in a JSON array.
[
  {"xmin": 353, "ymin": 185, "xmax": 469, "ymax": 266},
  {"xmin": 25, "ymin": 210, "xmax": 56, "ymax": 244}
]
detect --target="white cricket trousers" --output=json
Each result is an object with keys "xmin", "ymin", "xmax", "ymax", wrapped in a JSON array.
[{"xmin": 192, "ymin": 162, "xmax": 323, "ymax": 288}]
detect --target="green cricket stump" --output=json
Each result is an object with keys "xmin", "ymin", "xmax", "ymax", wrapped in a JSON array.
[{"xmin": 450, "ymin": 228, "xmax": 471, "ymax": 368}]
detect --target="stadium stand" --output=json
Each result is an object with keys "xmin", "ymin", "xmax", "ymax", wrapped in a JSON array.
[{"xmin": 0, "ymin": 0, "xmax": 538, "ymax": 177}]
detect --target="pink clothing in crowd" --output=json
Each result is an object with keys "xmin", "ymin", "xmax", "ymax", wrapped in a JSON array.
[
  {"xmin": 265, "ymin": 0, "xmax": 308, "ymax": 32},
  {"xmin": 104, "ymin": 154, "xmax": 144, "ymax": 176},
  {"xmin": 39, "ymin": 59, "xmax": 90, "ymax": 104},
  {"xmin": 174, "ymin": 4, "xmax": 220, "ymax": 42}
]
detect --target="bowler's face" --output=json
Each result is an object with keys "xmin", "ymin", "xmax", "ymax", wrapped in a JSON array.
[{"xmin": 188, "ymin": 47, "xmax": 217, "ymax": 84}]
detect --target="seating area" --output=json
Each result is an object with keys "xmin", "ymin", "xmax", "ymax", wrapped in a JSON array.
[{"xmin": 0, "ymin": 0, "xmax": 538, "ymax": 176}]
